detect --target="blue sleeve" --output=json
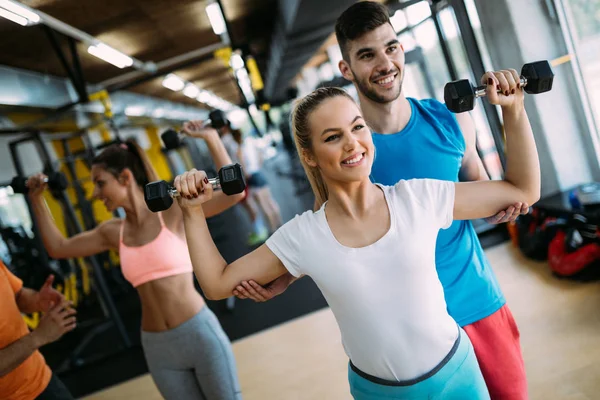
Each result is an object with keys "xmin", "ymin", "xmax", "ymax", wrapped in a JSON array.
[{"xmin": 416, "ymin": 98, "xmax": 466, "ymax": 155}]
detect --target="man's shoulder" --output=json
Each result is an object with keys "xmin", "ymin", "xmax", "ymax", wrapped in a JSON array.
[
  {"xmin": 410, "ymin": 97, "xmax": 451, "ymax": 116},
  {"xmin": 410, "ymin": 98, "xmax": 463, "ymax": 138}
]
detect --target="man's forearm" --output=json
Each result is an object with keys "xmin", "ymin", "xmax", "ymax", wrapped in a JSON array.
[{"xmin": 0, "ymin": 333, "xmax": 43, "ymax": 377}]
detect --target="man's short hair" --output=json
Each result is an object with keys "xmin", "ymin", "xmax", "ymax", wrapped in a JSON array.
[{"xmin": 335, "ymin": 1, "xmax": 392, "ymax": 61}]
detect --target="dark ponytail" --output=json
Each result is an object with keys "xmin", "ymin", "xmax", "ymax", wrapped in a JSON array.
[
  {"xmin": 92, "ymin": 139, "xmax": 158, "ymax": 187},
  {"xmin": 231, "ymin": 128, "xmax": 243, "ymax": 145}
]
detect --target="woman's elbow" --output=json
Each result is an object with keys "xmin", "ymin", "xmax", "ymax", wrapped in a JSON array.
[
  {"xmin": 196, "ymin": 278, "xmax": 231, "ymax": 301},
  {"xmin": 528, "ymin": 193, "xmax": 541, "ymax": 207},
  {"xmin": 525, "ymin": 187, "xmax": 541, "ymax": 206},
  {"xmin": 46, "ymin": 246, "xmax": 66, "ymax": 260},
  {"xmin": 203, "ymin": 288, "xmax": 230, "ymax": 301}
]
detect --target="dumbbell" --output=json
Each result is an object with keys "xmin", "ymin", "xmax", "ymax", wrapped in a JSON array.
[
  {"xmin": 144, "ymin": 163, "xmax": 246, "ymax": 212},
  {"xmin": 10, "ymin": 172, "xmax": 68, "ymax": 194},
  {"xmin": 161, "ymin": 109, "xmax": 229, "ymax": 150},
  {"xmin": 444, "ymin": 60, "xmax": 554, "ymax": 113}
]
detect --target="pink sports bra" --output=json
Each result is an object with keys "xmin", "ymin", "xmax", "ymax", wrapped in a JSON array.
[{"xmin": 119, "ymin": 213, "xmax": 193, "ymax": 288}]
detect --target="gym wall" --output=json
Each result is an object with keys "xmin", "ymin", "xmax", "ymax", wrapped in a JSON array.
[{"xmin": 474, "ymin": 0, "xmax": 600, "ymax": 196}]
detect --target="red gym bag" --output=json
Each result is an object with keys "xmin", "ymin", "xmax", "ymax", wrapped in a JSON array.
[{"xmin": 548, "ymin": 230, "xmax": 600, "ymax": 278}]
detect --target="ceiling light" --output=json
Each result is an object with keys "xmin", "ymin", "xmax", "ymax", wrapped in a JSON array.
[
  {"xmin": 197, "ymin": 91, "xmax": 211, "ymax": 103},
  {"xmin": 206, "ymin": 2, "xmax": 226, "ymax": 36},
  {"xmin": 230, "ymin": 53, "xmax": 244, "ymax": 70},
  {"xmin": 125, "ymin": 106, "xmax": 146, "ymax": 117},
  {"xmin": 227, "ymin": 108, "xmax": 247, "ymax": 126},
  {"xmin": 218, "ymin": 100, "xmax": 231, "ymax": 110},
  {"xmin": 0, "ymin": 7, "xmax": 26, "ymax": 25},
  {"xmin": 0, "ymin": 0, "xmax": 40, "ymax": 24},
  {"xmin": 235, "ymin": 68, "xmax": 255, "ymax": 104},
  {"xmin": 152, "ymin": 108, "xmax": 166, "ymax": 118},
  {"xmin": 168, "ymin": 110, "xmax": 186, "ymax": 120},
  {"xmin": 183, "ymin": 84, "xmax": 200, "ymax": 98},
  {"xmin": 88, "ymin": 43, "xmax": 133, "ymax": 69},
  {"xmin": 162, "ymin": 74, "xmax": 185, "ymax": 91}
]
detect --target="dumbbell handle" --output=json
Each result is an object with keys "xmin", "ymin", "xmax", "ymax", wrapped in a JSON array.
[
  {"xmin": 16, "ymin": 176, "xmax": 49, "ymax": 186},
  {"xmin": 474, "ymin": 76, "xmax": 528, "ymax": 99},
  {"xmin": 167, "ymin": 178, "xmax": 220, "ymax": 198}
]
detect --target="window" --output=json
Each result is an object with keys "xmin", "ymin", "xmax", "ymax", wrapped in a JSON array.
[
  {"xmin": 0, "ymin": 188, "xmax": 33, "ymax": 266},
  {"xmin": 437, "ymin": 5, "xmax": 503, "ymax": 179},
  {"xmin": 0, "ymin": 188, "xmax": 32, "ymax": 234},
  {"xmin": 554, "ymin": 0, "xmax": 600, "ymax": 148}
]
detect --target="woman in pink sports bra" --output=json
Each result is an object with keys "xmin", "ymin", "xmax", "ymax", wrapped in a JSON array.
[{"xmin": 26, "ymin": 121, "xmax": 244, "ymax": 400}]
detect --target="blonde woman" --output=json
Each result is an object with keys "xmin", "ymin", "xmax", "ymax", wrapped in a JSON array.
[{"xmin": 174, "ymin": 79, "xmax": 539, "ymax": 399}]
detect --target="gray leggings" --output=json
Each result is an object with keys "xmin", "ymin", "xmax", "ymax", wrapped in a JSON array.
[{"xmin": 141, "ymin": 306, "xmax": 242, "ymax": 400}]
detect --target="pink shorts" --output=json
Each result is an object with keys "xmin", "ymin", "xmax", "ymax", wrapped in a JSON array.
[{"xmin": 464, "ymin": 305, "xmax": 528, "ymax": 399}]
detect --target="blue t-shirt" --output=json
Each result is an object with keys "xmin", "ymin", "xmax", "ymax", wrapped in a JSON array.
[{"xmin": 370, "ymin": 98, "xmax": 505, "ymax": 326}]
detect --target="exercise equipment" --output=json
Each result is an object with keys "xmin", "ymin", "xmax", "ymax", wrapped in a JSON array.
[
  {"xmin": 10, "ymin": 172, "xmax": 68, "ymax": 194},
  {"xmin": 208, "ymin": 109, "xmax": 228, "ymax": 130},
  {"xmin": 161, "ymin": 109, "xmax": 229, "ymax": 150},
  {"xmin": 548, "ymin": 215, "xmax": 600, "ymax": 280},
  {"xmin": 548, "ymin": 231, "xmax": 600, "ymax": 280},
  {"xmin": 444, "ymin": 60, "xmax": 554, "ymax": 113},
  {"xmin": 515, "ymin": 208, "xmax": 566, "ymax": 261},
  {"xmin": 144, "ymin": 163, "xmax": 246, "ymax": 212},
  {"xmin": 58, "ymin": 136, "xmax": 131, "ymax": 296},
  {"xmin": 570, "ymin": 183, "xmax": 600, "ymax": 208},
  {"xmin": 9, "ymin": 132, "xmax": 132, "ymax": 374}
]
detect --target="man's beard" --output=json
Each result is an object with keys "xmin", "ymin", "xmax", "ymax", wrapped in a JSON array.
[{"xmin": 353, "ymin": 68, "xmax": 403, "ymax": 104}]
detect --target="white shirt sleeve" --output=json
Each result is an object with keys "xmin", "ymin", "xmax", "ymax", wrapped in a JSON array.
[
  {"xmin": 400, "ymin": 179, "xmax": 455, "ymax": 229},
  {"xmin": 265, "ymin": 215, "xmax": 304, "ymax": 277}
]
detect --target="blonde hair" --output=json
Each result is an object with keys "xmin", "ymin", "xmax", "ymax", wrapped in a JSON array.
[{"xmin": 290, "ymin": 87, "xmax": 356, "ymax": 206}]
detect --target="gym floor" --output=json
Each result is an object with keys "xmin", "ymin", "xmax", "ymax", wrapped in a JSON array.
[{"xmin": 78, "ymin": 242, "xmax": 600, "ymax": 400}]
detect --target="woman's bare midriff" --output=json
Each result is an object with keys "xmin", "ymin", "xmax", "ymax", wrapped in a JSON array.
[{"xmin": 136, "ymin": 272, "xmax": 205, "ymax": 332}]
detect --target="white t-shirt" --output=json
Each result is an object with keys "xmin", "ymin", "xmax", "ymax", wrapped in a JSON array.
[{"xmin": 266, "ymin": 179, "xmax": 458, "ymax": 381}]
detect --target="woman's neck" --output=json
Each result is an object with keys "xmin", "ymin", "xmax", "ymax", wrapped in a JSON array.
[
  {"xmin": 325, "ymin": 179, "xmax": 381, "ymax": 220},
  {"xmin": 121, "ymin": 186, "xmax": 154, "ymax": 227}
]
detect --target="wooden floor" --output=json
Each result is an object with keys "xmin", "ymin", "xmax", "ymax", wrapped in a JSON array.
[{"xmin": 83, "ymin": 243, "xmax": 600, "ymax": 400}]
